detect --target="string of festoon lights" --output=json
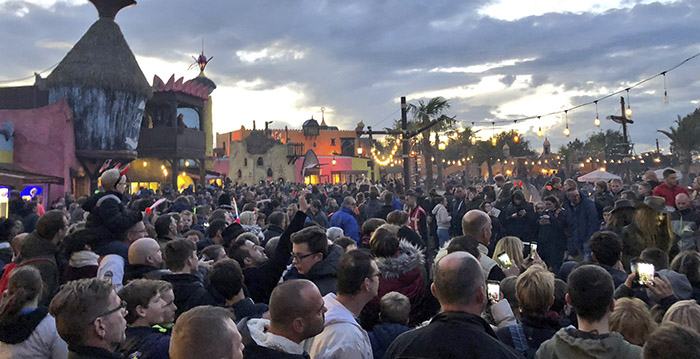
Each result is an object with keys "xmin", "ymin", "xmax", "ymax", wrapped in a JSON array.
[
  {"xmin": 465, "ymin": 51, "xmax": 700, "ymax": 140},
  {"xmin": 370, "ymin": 137, "xmax": 401, "ymax": 167}
]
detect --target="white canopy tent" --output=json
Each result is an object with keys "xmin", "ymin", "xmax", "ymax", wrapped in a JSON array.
[
  {"xmin": 654, "ymin": 167, "xmax": 683, "ymax": 180},
  {"xmin": 577, "ymin": 169, "xmax": 622, "ymax": 183}
]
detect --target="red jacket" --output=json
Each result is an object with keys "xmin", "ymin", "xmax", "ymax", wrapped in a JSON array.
[{"xmin": 653, "ymin": 184, "xmax": 689, "ymax": 206}]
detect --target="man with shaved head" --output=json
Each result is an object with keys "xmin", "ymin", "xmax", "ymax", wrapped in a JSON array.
[
  {"xmin": 462, "ymin": 209, "xmax": 515, "ymax": 280},
  {"xmin": 671, "ymin": 192, "xmax": 700, "ymax": 251},
  {"xmin": 238, "ymin": 279, "xmax": 326, "ymax": 358},
  {"xmin": 170, "ymin": 306, "xmax": 244, "ymax": 359},
  {"xmin": 123, "ymin": 237, "xmax": 168, "ymax": 283},
  {"xmin": 384, "ymin": 252, "xmax": 520, "ymax": 358}
]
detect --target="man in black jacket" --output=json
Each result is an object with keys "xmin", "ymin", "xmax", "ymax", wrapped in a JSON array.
[
  {"xmin": 161, "ymin": 239, "xmax": 223, "ymax": 319},
  {"xmin": 263, "ymin": 211, "xmax": 286, "ymax": 243},
  {"xmin": 384, "ymin": 252, "xmax": 521, "ymax": 359},
  {"xmin": 229, "ymin": 192, "xmax": 310, "ymax": 304}
]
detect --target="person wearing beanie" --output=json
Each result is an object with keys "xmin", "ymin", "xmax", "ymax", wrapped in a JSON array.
[
  {"xmin": 499, "ymin": 188, "xmax": 536, "ymax": 243},
  {"xmin": 82, "ymin": 166, "xmax": 143, "ymax": 249}
]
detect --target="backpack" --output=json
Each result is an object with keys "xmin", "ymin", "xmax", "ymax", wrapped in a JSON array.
[
  {"xmin": 0, "ymin": 258, "xmax": 57, "ymax": 293},
  {"xmin": 508, "ymin": 323, "xmax": 537, "ymax": 359}
]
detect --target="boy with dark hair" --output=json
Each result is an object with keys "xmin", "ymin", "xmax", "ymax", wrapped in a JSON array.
[
  {"xmin": 118, "ymin": 279, "xmax": 171, "ymax": 359},
  {"xmin": 209, "ymin": 258, "xmax": 268, "ymax": 322},
  {"xmin": 588, "ymin": 231, "xmax": 627, "ymax": 288},
  {"xmin": 161, "ymin": 239, "xmax": 222, "ymax": 318},
  {"xmin": 536, "ymin": 265, "xmax": 642, "ymax": 359},
  {"xmin": 285, "ymin": 225, "xmax": 343, "ymax": 296}
]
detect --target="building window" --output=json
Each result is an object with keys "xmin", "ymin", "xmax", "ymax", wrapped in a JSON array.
[
  {"xmin": 331, "ymin": 138, "xmax": 336, "ymax": 146},
  {"xmin": 340, "ymin": 138, "xmax": 355, "ymax": 156},
  {"xmin": 257, "ymin": 157, "xmax": 264, "ymax": 166},
  {"xmin": 237, "ymin": 169, "xmax": 242, "ymax": 178},
  {"xmin": 267, "ymin": 168, "xmax": 273, "ymax": 178},
  {"xmin": 244, "ymin": 158, "xmax": 248, "ymax": 166}
]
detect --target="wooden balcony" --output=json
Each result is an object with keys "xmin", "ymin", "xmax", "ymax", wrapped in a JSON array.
[{"xmin": 137, "ymin": 127, "xmax": 206, "ymax": 159}]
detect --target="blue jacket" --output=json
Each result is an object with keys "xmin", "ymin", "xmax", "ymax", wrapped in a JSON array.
[
  {"xmin": 564, "ymin": 191, "xmax": 599, "ymax": 253},
  {"xmin": 330, "ymin": 206, "xmax": 360, "ymax": 242},
  {"xmin": 368, "ymin": 322, "xmax": 410, "ymax": 359}
]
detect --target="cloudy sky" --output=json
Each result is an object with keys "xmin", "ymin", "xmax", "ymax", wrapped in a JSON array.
[{"xmin": 1, "ymin": 0, "xmax": 699, "ymax": 154}]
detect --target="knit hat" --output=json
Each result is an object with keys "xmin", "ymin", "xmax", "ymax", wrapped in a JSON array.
[
  {"xmin": 100, "ymin": 169, "xmax": 124, "ymax": 190},
  {"xmin": 512, "ymin": 189, "xmax": 525, "ymax": 201}
]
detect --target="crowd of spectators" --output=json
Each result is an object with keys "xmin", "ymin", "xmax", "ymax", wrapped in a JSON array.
[{"xmin": 0, "ymin": 165, "xmax": 699, "ymax": 358}]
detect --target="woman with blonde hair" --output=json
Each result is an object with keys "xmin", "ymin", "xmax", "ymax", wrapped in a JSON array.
[
  {"xmin": 621, "ymin": 198, "xmax": 673, "ymax": 268},
  {"xmin": 662, "ymin": 300, "xmax": 700, "ymax": 333},
  {"xmin": 239, "ymin": 211, "xmax": 264, "ymax": 243},
  {"xmin": 493, "ymin": 236, "xmax": 525, "ymax": 272},
  {"xmin": 610, "ymin": 297, "xmax": 657, "ymax": 346}
]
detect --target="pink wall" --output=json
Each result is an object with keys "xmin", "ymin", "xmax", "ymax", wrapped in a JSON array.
[{"xmin": 0, "ymin": 99, "xmax": 78, "ymax": 203}]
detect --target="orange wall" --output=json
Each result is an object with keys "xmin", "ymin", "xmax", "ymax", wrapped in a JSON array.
[{"xmin": 219, "ymin": 128, "xmax": 359, "ymax": 157}]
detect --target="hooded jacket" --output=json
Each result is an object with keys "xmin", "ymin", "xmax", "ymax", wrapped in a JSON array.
[
  {"xmin": 360, "ymin": 240, "xmax": 425, "ymax": 328},
  {"xmin": 431, "ymin": 203, "xmax": 451, "ymax": 229},
  {"xmin": 0, "ymin": 307, "xmax": 68, "ymax": 359},
  {"xmin": 238, "ymin": 318, "xmax": 309, "ymax": 359},
  {"xmin": 535, "ymin": 327, "xmax": 642, "ymax": 359},
  {"xmin": 367, "ymin": 322, "xmax": 410, "ymax": 359},
  {"xmin": 284, "ymin": 244, "xmax": 343, "ymax": 296},
  {"xmin": 82, "ymin": 191, "xmax": 142, "ymax": 246},
  {"xmin": 304, "ymin": 293, "xmax": 373, "ymax": 359},
  {"xmin": 329, "ymin": 206, "xmax": 359, "ymax": 242},
  {"xmin": 563, "ymin": 191, "xmax": 599, "ymax": 255}
]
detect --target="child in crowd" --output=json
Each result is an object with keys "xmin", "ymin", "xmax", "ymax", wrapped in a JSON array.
[{"xmin": 368, "ymin": 292, "xmax": 411, "ymax": 359}]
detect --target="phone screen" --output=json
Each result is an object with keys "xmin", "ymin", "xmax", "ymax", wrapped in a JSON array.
[
  {"xmin": 531, "ymin": 242, "xmax": 538, "ymax": 253},
  {"xmin": 637, "ymin": 262, "xmax": 655, "ymax": 286},
  {"xmin": 487, "ymin": 281, "xmax": 501, "ymax": 302},
  {"xmin": 497, "ymin": 252, "xmax": 513, "ymax": 269}
]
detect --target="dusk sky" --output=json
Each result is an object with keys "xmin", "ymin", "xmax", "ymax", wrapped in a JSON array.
[{"xmin": 1, "ymin": 0, "xmax": 699, "ymax": 154}]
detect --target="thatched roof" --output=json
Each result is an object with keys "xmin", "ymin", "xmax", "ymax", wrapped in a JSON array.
[{"xmin": 46, "ymin": 17, "xmax": 151, "ymax": 98}]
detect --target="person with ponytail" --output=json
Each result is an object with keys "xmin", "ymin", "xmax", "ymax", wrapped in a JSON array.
[{"xmin": 0, "ymin": 266, "xmax": 67, "ymax": 358}]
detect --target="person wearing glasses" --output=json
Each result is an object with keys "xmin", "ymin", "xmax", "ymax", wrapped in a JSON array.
[
  {"xmin": 329, "ymin": 197, "xmax": 360, "ymax": 243},
  {"xmin": 49, "ymin": 277, "xmax": 127, "ymax": 359},
  {"xmin": 285, "ymin": 226, "xmax": 344, "ymax": 296},
  {"xmin": 228, "ymin": 192, "xmax": 310, "ymax": 304},
  {"xmin": 305, "ymin": 250, "xmax": 378, "ymax": 359}
]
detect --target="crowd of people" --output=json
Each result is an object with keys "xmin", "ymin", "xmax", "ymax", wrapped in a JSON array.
[{"xmin": 0, "ymin": 165, "xmax": 700, "ymax": 358}]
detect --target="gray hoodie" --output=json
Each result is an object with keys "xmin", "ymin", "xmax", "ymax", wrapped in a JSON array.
[
  {"xmin": 431, "ymin": 203, "xmax": 451, "ymax": 229},
  {"xmin": 535, "ymin": 327, "xmax": 641, "ymax": 359}
]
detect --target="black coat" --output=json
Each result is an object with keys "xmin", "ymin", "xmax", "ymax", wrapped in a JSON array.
[
  {"xmin": 374, "ymin": 205, "xmax": 395, "ymax": 221},
  {"xmin": 121, "ymin": 326, "xmax": 170, "ymax": 359},
  {"xmin": 123, "ymin": 264, "xmax": 169, "ymax": 284},
  {"xmin": 160, "ymin": 273, "xmax": 223, "ymax": 319},
  {"xmin": 83, "ymin": 191, "xmax": 142, "ymax": 246},
  {"xmin": 500, "ymin": 201, "xmax": 536, "ymax": 242},
  {"xmin": 67, "ymin": 346, "xmax": 124, "ymax": 359},
  {"xmin": 244, "ymin": 211, "xmax": 305, "ymax": 304},
  {"xmin": 496, "ymin": 314, "xmax": 561, "ymax": 357},
  {"xmin": 384, "ymin": 311, "xmax": 522, "ymax": 359},
  {"xmin": 284, "ymin": 244, "xmax": 343, "ymax": 296},
  {"xmin": 263, "ymin": 224, "xmax": 284, "ymax": 243}
]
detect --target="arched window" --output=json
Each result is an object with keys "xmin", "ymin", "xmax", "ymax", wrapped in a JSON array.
[
  {"xmin": 257, "ymin": 157, "xmax": 264, "ymax": 166},
  {"xmin": 267, "ymin": 168, "xmax": 273, "ymax": 178},
  {"xmin": 244, "ymin": 158, "xmax": 248, "ymax": 166},
  {"xmin": 237, "ymin": 169, "xmax": 242, "ymax": 178}
]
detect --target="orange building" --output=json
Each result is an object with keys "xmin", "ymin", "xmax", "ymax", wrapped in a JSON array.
[{"xmin": 216, "ymin": 117, "xmax": 369, "ymax": 158}]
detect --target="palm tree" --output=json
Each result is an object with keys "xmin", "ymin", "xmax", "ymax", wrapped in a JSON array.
[
  {"xmin": 658, "ymin": 108, "xmax": 700, "ymax": 185},
  {"xmin": 407, "ymin": 97, "xmax": 453, "ymax": 188}
]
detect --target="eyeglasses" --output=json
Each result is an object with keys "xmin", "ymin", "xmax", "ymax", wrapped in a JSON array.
[
  {"xmin": 95, "ymin": 300, "xmax": 127, "ymax": 320},
  {"xmin": 291, "ymin": 252, "xmax": 317, "ymax": 261}
]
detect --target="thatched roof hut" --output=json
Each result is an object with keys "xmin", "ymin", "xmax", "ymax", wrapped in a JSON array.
[{"xmin": 45, "ymin": 0, "xmax": 150, "ymax": 160}]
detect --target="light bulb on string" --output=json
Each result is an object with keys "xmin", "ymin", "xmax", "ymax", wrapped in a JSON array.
[
  {"xmin": 625, "ymin": 89, "xmax": 632, "ymax": 118},
  {"xmin": 512, "ymin": 120, "xmax": 519, "ymax": 143},
  {"xmin": 594, "ymin": 100, "xmax": 600, "ymax": 127},
  {"xmin": 663, "ymin": 72, "xmax": 669, "ymax": 104},
  {"xmin": 536, "ymin": 117, "xmax": 543, "ymax": 137},
  {"xmin": 563, "ymin": 110, "xmax": 570, "ymax": 137}
]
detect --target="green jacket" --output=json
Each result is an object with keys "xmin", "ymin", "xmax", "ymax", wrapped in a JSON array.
[{"xmin": 535, "ymin": 328, "xmax": 641, "ymax": 359}]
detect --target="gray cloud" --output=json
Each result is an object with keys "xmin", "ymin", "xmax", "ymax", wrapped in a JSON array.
[{"xmin": 0, "ymin": 0, "xmax": 699, "ymax": 154}]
